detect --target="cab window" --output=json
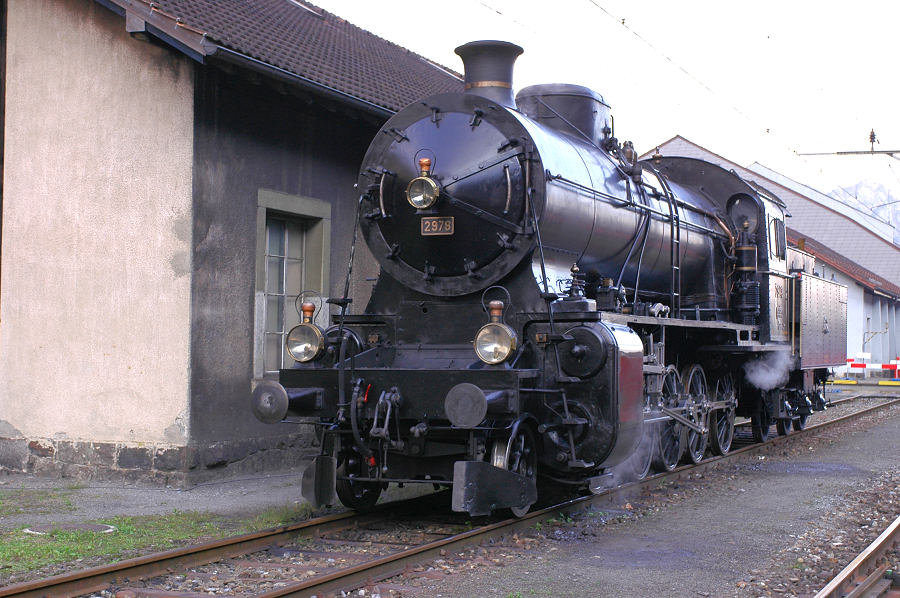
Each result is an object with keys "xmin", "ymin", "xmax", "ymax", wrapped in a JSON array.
[{"xmin": 768, "ymin": 217, "xmax": 786, "ymax": 260}]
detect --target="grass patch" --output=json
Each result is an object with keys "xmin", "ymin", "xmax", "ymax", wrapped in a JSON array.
[
  {"xmin": 547, "ymin": 513, "xmax": 574, "ymax": 526},
  {"xmin": 0, "ymin": 504, "xmax": 314, "ymax": 577},
  {"xmin": 238, "ymin": 503, "xmax": 314, "ymax": 532},
  {"xmin": 0, "ymin": 488, "xmax": 77, "ymax": 517}
]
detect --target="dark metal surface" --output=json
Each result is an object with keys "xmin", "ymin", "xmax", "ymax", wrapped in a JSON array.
[
  {"xmin": 356, "ymin": 86, "xmax": 742, "ymax": 303},
  {"xmin": 251, "ymin": 379, "xmax": 290, "ymax": 424},
  {"xmin": 516, "ymin": 83, "xmax": 611, "ymax": 148},
  {"xmin": 451, "ymin": 460, "xmax": 538, "ymax": 516},
  {"xmin": 455, "ymin": 40, "xmax": 523, "ymax": 108},
  {"xmin": 444, "ymin": 382, "xmax": 490, "ymax": 428},
  {"xmin": 257, "ymin": 40, "xmax": 850, "ymax": 518},
  {"xmin": 300, "ymin": 455, "xmax": 337, "ymax": 508},
  {"xmin": 357, "ymin": 92, "xmax": 534, "ymax": 297},
  {"xmin": 279, "ymin": 366, "xmax": 537, "ymax": 421},
  {"xmin": 797, "ymin": 274, "xmax": 848, "ymax": 368}
]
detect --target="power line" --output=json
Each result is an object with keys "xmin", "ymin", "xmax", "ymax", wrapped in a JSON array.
[
  {"xmin": 477, "ymin": 1, "xmax": 539, "ymax": 35},
  {"xmin": 583, "ymin": 0, "xmax": 809, "ymax": 158},
  {"xmin": 584, "ymin": 1, "xmax": 753, "ymax": 122},
  {"xmin": 585, "ymin": 1, "xmax": 718, "ymax": 98}
]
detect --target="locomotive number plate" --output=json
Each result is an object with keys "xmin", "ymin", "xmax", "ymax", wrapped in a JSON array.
[{"xmin": 421, "ymin": 216, "xmax": 454, "ymax": 236}]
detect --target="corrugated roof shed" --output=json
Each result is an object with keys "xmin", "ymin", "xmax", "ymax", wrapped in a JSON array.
[{"xmin": 97, "ymin": 0, "xmax": 463, "ymax": 114}]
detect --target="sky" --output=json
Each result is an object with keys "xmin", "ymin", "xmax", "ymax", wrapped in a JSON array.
[{"xmin": 312, "ymin": 0, "xmax": 900, "ymax": 199}]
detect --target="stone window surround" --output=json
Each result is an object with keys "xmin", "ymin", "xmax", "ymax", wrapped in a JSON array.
[{"xmin": 253, "ymin": 189, "xmax": 331, "ymax": 380}]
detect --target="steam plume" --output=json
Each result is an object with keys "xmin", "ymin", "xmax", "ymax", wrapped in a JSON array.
[{"xmin": 744, "ymin": 351, "xmax": 795, "ymax": 391}]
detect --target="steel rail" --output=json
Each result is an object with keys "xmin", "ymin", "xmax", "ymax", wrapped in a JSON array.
[
  {"xmin": 0, "ymin": 511, "xmax": 362, "ymax": 598},
  {"xmin": 814, "ymin": 513, "xmax": 900, "ymax": 598},
  {"xmin": 733, "ymin": 393, "xmax": 883, "ymax": 428},
  {"xmin": 276, "ymin": 397, "xmax": 900, "ymax": 597},
  {"xmin": 2, "ymin": 398, "xmax": 898, "ymax": 598}
]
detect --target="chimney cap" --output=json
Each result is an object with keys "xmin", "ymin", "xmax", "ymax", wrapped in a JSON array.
[
  {"xmin": 454, "ymin": 40, "xmax": 524, "ymax": 55},
  {"xmin": 454, "ymin": 40, "xmax": 524, "ymax": 108}
]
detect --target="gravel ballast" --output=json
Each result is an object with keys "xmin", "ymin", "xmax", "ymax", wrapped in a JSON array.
[
  {"xmin": 381, "ymin": 401, "xmax": 900, "ymax": 597},
  {"xmin": 2, "ymin": 393, "xmax": 898, "ymax": 597}
]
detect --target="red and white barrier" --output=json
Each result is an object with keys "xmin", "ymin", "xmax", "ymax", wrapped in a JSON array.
[{"xmin": 846, "ymin": 354, "xmax": 900, "ymax": 374}]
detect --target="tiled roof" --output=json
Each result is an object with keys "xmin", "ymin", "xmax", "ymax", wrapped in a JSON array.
[
  {"xmin": 101, "ymin": 0, "xmax": 462, "ymax": 114},
  {"xmin": 787, "ymin": 228, "xmax": 900, "ymax": 298}
]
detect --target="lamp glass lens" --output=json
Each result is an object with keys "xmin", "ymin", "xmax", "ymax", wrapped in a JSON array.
[
  {"xmin": 475, "ymin": 324, "xmax": 515, "ymax": 364},
  {"xmin": 286, "ymin": 324, "xmax": 323, "ymax": 362}
]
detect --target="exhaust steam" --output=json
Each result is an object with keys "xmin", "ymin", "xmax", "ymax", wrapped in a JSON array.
[{"xmin": 743, "ymin": 351, "xmax": 795, "ymax": 391}]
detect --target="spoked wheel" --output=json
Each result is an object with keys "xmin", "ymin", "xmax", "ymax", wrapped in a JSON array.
[
  {"xmin": 751, "ymin": 405, "xmax": 772, "ymax": 443},
  {"xmin": 653, "ymin": 367, "xmax": 684, "ymax": 472},
  {"xmin": 792, "ymin": 414, "xmax": 808, "ymax": 431},
  {"xmin": 491, "ymin": 425, "xmax": 537, "ymax": 517},
  {"xmin": 709, "ymin": 373, "xmax": 736, "ymax": 456},
  {"xmin": 335, "ymin": 453, "xmax": 382, "ymax": 512},
  {"xmin": 776, "ymin": 417, "xmax": 794, "ymax": 436},
  {"xmin": 680, "ymin": 364, "xmax": 709, "ymax": 464}
]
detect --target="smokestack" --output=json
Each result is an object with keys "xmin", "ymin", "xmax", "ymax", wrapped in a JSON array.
[{"xmin": 454, "ymin": 40, "xmax": 523, "ymax": 108}]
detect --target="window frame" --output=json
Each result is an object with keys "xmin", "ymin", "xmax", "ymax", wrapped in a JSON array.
[
  {"xmin": 768, "ymin": 216, "xmax": 786, "ymax": 261},
  {"xmin": 254, "ymin": 189, "xmax": 331, "ymax": 379}
]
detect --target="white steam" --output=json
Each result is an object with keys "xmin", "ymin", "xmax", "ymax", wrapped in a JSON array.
[{"xmin": 743, "ymin": 351, "xmax": 796, "ymax": 391}]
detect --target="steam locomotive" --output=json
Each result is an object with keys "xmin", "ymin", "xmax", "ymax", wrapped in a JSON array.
[{"xmin": 251, "ymin": 41, "xmax": 847, "ymax": 516}]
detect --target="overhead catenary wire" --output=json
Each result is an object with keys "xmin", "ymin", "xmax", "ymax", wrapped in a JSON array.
[{"xmin": 580, "ymin": 0, "xmax": 822, "ymax": 166}]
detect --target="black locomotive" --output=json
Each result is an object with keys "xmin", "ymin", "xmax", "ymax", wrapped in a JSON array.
[{"xmin": 251, "ymin": 41, "xmax": 847, "ymax": 516}]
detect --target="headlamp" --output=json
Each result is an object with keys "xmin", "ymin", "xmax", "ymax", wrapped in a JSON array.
[
  {"xmin": 474, "ymin": 300, "xmax": 517, "ymax": 364},
  {"xmin": 406, "ymin": 156, "xmax": 439, "ymax": 209},
  {"xmin": 286, "ymin": 323, "xmax": 325, "ymax": 362},
  {"xmin": 406, "ymin": 176, "xmax": 439, "ymax": 209},
  {"xmin": 474, "ymin": 322, "xmax": 517, "ymax": 364},
  {"xmin": 286, "ymin": 302, "xmax": 325, "ymax": 362}
]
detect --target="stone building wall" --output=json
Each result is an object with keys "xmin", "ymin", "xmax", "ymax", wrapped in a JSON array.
[{"xmin": 0, "ymin": 0, "xmax": 195, "ymax": 473}]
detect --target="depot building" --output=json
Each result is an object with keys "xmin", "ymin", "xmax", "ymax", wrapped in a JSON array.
[{"xmin": 0, "ymin": 0, "xmax": 460, "ymax": 483}]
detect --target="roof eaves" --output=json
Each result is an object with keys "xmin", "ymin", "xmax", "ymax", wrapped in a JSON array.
[
  {"xmin": 97, "ymin": 0, "xmax": 214, "ymax": 62},
  {"xmin": 94, "ymin": 0, "xmax": 395, "ymax": 119},
  {"xmin": 209, "ymin": 45, "xmax": 393, "ymax": 118},
  {"xmin": 874, "ymin": 287, "xmax": 900, "ymax": 301}
]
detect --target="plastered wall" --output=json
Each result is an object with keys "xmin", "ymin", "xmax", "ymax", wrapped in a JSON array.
[{"xmin": 0, "ymin": 0, "xmax": 194, "ymax": 445}]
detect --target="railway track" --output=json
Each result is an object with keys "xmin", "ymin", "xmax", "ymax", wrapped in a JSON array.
[
  {"xmin": 815, "ymin": 512, "xmax": 900, "ymax": 598},
  {"xmin": 729, "ymin": 392, "xmax": 893, "ymax": 447},
  {"xmin": 2, "ymin": 394, "xmax": 898, "ymax": 598}
]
